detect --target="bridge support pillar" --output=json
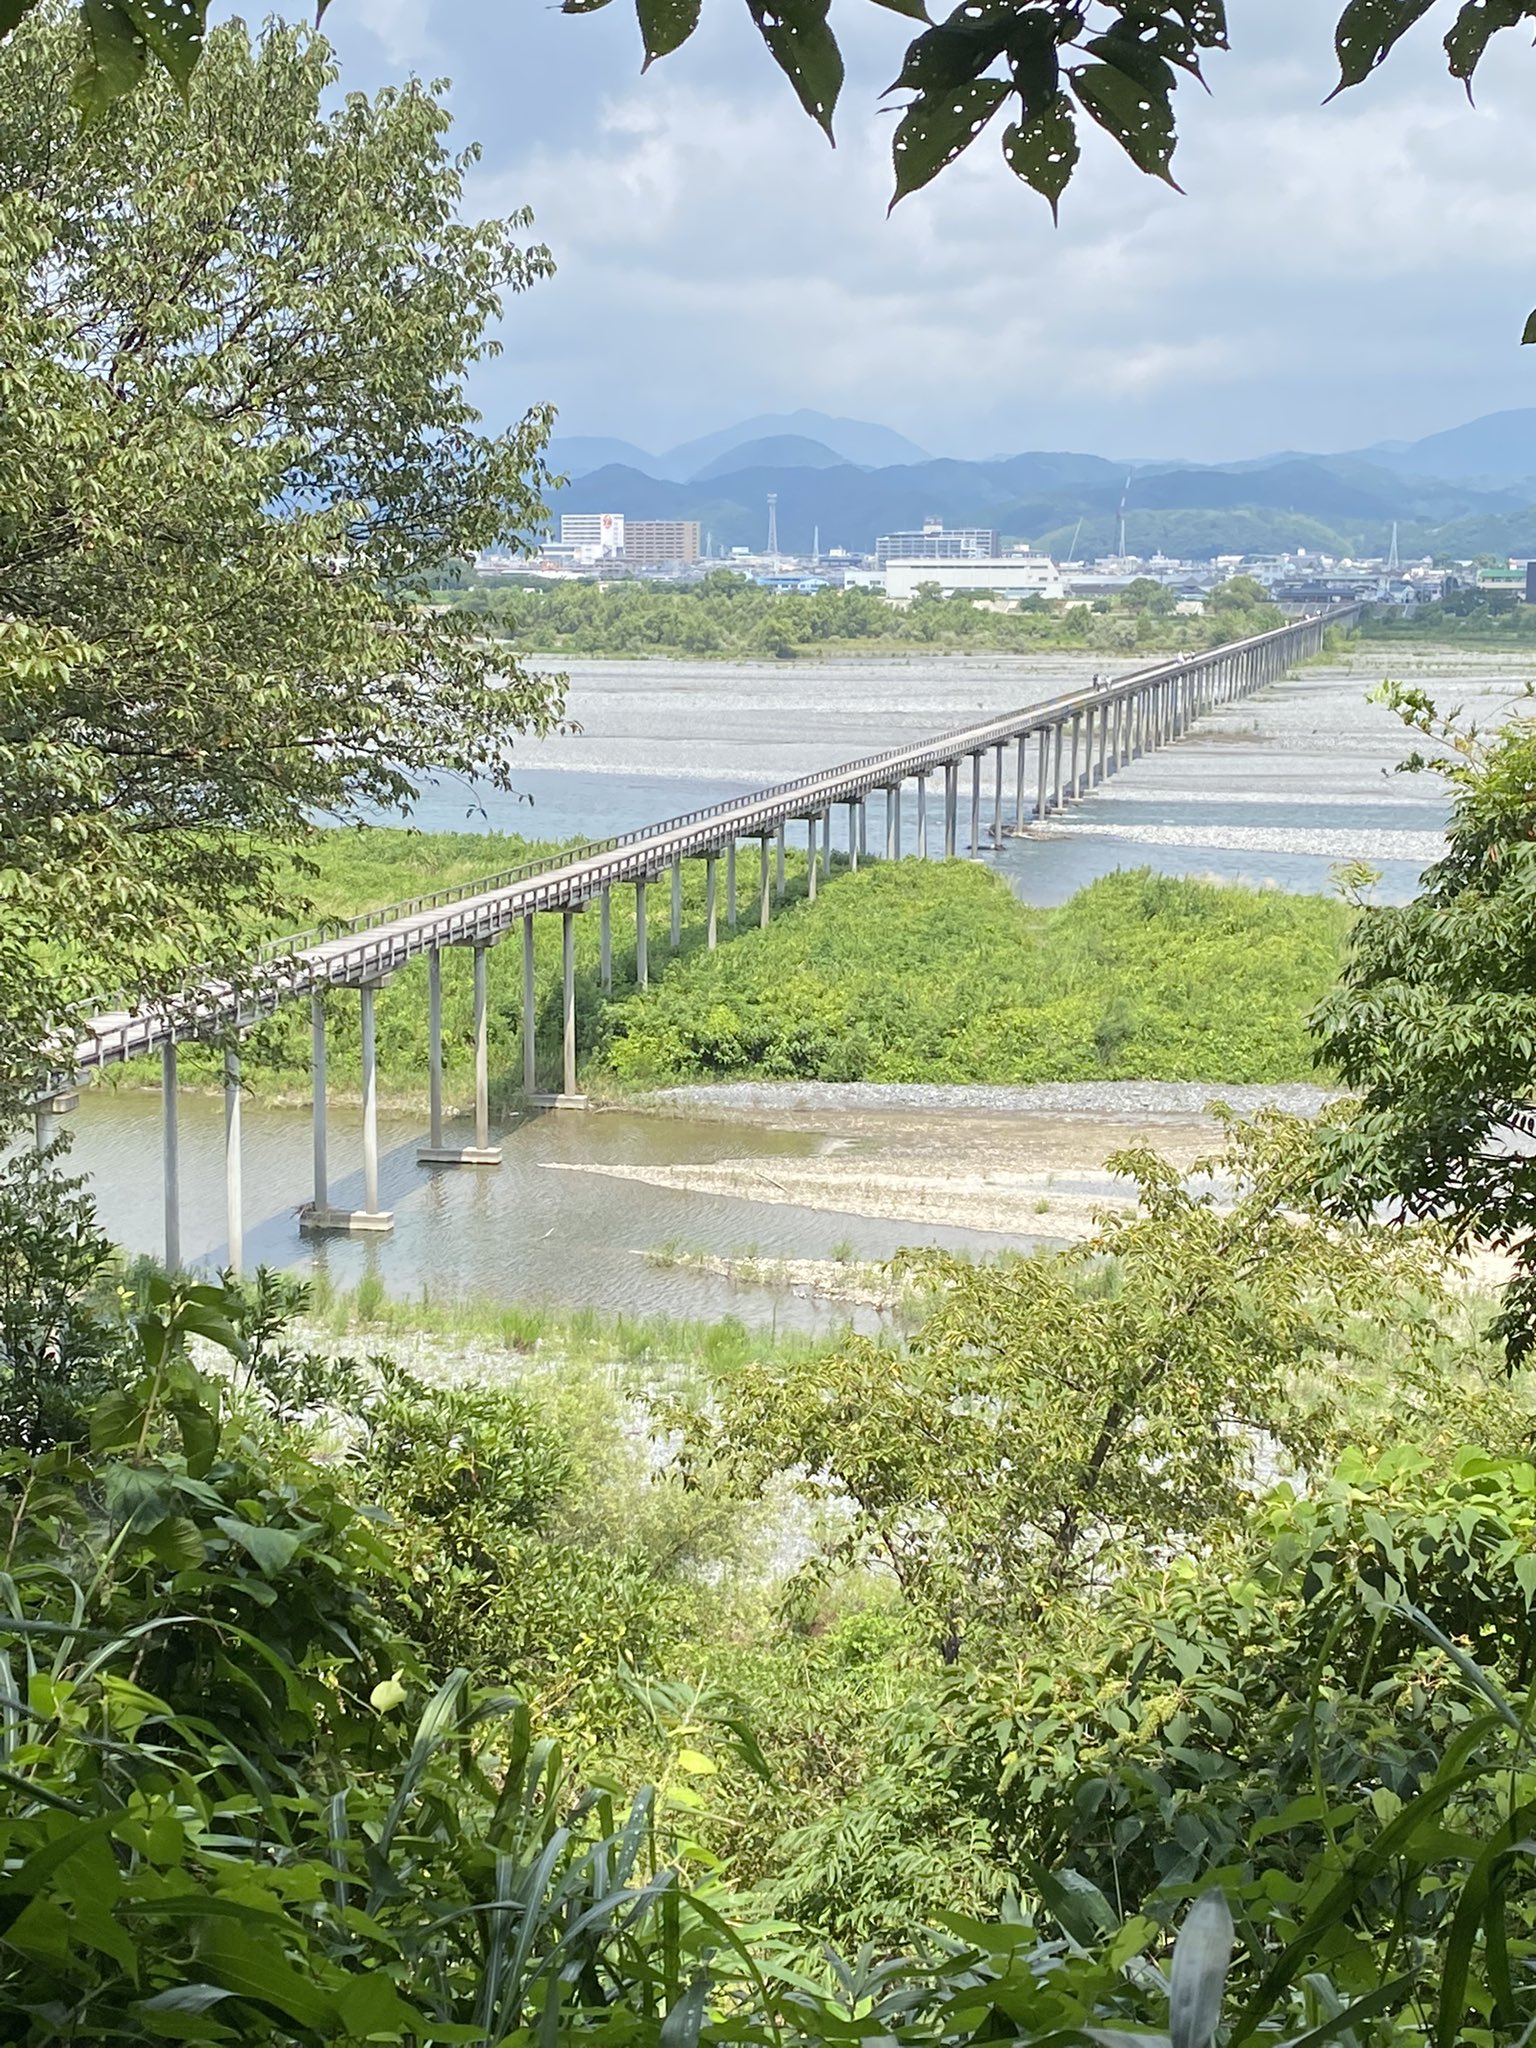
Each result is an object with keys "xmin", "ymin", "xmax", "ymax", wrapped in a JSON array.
[
  {"xmin": 306, "ymin": 985, "xmax": 396, "ymax": 1230},
  {"xmin": 992, "ymin": 745, "xmax": 1004, "ymax": 849},
  {"xmin": 886, "ymin": 786, "xmax": 898, "ymax": 860},
  {"xmin": 847, "ymin": 801, "xmax": 859, "ymax": 871},
  {"xmin": 1070, "ymin": 712, "xmax": 1084, "ymax": 798},
  {"xmin": 759, "ymin": 837, "xmax": 772, "ymax": 927},
  {"xmin": 806, "ymin": 820, "xmax": 817, "ymax": 901},
  {"xmin": 522, "ymin": 915, "xmax": 537, "ymax": 1092},
  {"xmin": 917, "ymin": 773, "xmax": 928, "ymax": 856},
  {"xmin": 820, "ymin": 811, "xmax": 831, "ymax": 878},
  {"xmin": 1036, "ymin": 731, "xmax": 1050, "ymax": 820},
  {"xmin": 162, "ymin": 1044, "xmax": 179, "ymax": 1271},
  {"xmin": 1015, "ymin": 737, "xmax": 1029, "ymax": 829},
  {"xmin": 728, "ymin": 841, "xmax": 738, "ymax": 925},
  {"xmin": 670, "ymin": 856, "xmax": 682, "ymax": 953},
  {"xmin": 562, "ymin": 911, "xmax": 581, "ymax": 1102},
  {"xmin": 706, "ymin": 856, "xmax": 718, "ymax": 948},
  {"xmin": 1052, "ymin": 722, "xmax": 1064, "ymax": 809},
  {"xmin": 944, "ymin": 762, "xmax": 958, "ymax": 857},
  {"xmin": 857, "ymin": 801, "xmax": 867, "ymax": 861},
  {"xmin": 775, "ymin": 821, "xmax": 786, "ymax": 899},
  {"xmin": 224, "ymin": 1048, "xmax": 243, "ymax": 1275},
  {"xmin": 969, "ymin": 752, "xmax": 982, "ymax": 856},
  {"xmin": 420, "ymin": 945, "xmax": 500, "ymax": 1166},
  {"xmin": 635, "ymin": 880, "xmax": 649, "ymax": 986},
  {"xmin": 600, "ymin": 889, "xmax": 612, "ymax": 994},
  {"xmin": 32, "ymin": 1086, "xmax": 77, "ymax": 1153}
]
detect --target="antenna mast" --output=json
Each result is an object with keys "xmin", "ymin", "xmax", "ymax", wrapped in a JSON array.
[{"xmin": 766, "ymin": 493, "xmax": 779, "ymax": 561}]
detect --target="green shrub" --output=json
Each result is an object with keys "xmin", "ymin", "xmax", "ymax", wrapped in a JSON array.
[{"xmin": 604, "ymin": 864, "xmax": 1349, "ymax": 1086}]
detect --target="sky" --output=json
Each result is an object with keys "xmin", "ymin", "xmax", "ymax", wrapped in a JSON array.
[{"xmin": 237, "ymin": 0, "xmax": 1536, "ymax": 464}]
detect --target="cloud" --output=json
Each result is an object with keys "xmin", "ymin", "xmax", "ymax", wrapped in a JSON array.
[{"xmin": 234, "ymin": 0, "xmax": 1536, "ymax": 460}]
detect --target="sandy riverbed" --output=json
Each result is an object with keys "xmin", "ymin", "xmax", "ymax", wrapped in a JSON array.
[{"xmin": 547, "ymin": 1082, "xmax": 1338, "ymax": 1242}]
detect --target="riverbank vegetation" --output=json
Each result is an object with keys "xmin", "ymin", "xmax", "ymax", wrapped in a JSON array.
[
  {"xmin": 135, "ymin": 843, "xmax": 1350, "ymax": 1100},
  {"xmin": 10, "ymin": 1110, "xmax": 1536, "ymax": 2038},
  {"xmin": 452, "ymin": 570, "xmax": 1285, "ymax": 660}
]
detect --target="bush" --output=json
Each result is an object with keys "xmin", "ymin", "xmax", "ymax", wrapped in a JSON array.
[{"xmin": 603, "ymin": 865, "xmax": 1349, "ymax": 1086}]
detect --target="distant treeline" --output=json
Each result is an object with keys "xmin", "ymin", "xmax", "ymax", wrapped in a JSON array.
[
  {"xmin": 1359, "ymin": 591, "xmax": 1536, "ymax": 641},
  {"xmin": 451, "ymin": 571, "xmax": 1284, "ymax": 659}
]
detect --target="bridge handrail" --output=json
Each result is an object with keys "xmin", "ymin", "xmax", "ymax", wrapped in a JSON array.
[{"xmin": 74, "ymin": 604, "xmax": 1356, "ymax": 1066}]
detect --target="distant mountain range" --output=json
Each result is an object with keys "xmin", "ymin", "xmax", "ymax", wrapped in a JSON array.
[{"xmin": 540, "ymin": 408, "xmax": 1536, "ymax": 560}]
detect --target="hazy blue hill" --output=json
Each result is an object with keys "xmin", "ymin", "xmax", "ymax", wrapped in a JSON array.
[
  {"xmin": 1363, "ymin": 409, "xmax": 1536, "ymax": 488},
  {"xmin": 546, "ymin": 440, "xmax": 1536, "ymax": 559},
  {"xmin": 547, "ymin": 435, "xmax": 657, "ymax": 479},
  {"xmin": 657, "ymin": 410, "xmax": 929, "ymax": 479},
  {"xmin": 690, "ymin": 435, "xmax": 846, "ymax": 481}
]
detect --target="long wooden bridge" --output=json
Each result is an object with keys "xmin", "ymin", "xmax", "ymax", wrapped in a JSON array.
[{"xmin": 41, "ymin": 605, "xmax": 1357, "ymax": 1268}]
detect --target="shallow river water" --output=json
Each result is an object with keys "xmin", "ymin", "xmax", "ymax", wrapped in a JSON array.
[{"xmin": 66, "ymin": 643, "xmax": 1536, "ymax": 1325}]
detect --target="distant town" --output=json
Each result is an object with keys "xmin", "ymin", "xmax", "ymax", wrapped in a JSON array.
[{"xmin": 474, "ymin": 509, "xmax": 1529, "ymax": 614}]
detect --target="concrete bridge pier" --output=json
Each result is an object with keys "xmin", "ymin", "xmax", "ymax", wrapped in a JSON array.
[
  {"xmin": 305, "ymin": 983, "xmax": 396, "ymax": 1232},
  {"xmin": 805, "ymin": 819, "xmax": 817, "ymax": 901},
  {"xmin": 599, "ymin": 889, "xmax": 612, "ymax": 995},
  {"xmin": 522, "ymin": 915, "xmax": 537, "ymax": 1093},
  {"xmin": 944, "ymin": 762, "xmax": 958, "ymax": 856},
  {"xmin": 728, "ymin": 840, "xmax": 738, "ymax": 924},
  {"xmin": 670, "ymin": 856, "xmax": 682, "ymax": 953},
  {"xmin": 1069, "ymin": 712, "xmax": 1084, "ymax": 798},
  {"xmin": 969, "ymin": 752, "xmax": 982, "ymax": 855},
  {"xmin": 420, "ymin": 944, "xmax": 500, "ymax": 1166},
  {"xmin": 759, "ymin": 836, "xmax": 773, "ymax": 926},
  {"xmin": 706, "ymin": 855, "xmax": 718, "ymax": 948},
  {"xmin": 162, "ymin": 1044, "xmax": 179, "ymax": 1270},
  {"xmin": 821, "ymin": 811, "xmax": 832, "ymax": 878},
  {"xmin": 917, "ymin": 772, "xmax": 928, "ymax": 856},
  {"xmin": 775, "ymin": 822, "xmax": 786, "ymax": 899},
  {"xmin": 559, "ymin": 910, "xmax": 583, "ymax": 1104},
  {"xmin": 885, "ymin": 785, "xmax": 899, "ymax": 860},
  {"xmin": 1035, "ymin": 732, "xmax": 1050, "ymax": 821},
  {"xmin": 635, "ymin": 880, "xmax": 649, "ymax": 987},
  {"xmin": 1014, "ymin": 737, "xmax": 1028, "ymax": 830},
  {"xmin": 224, "ymin": 1048, "xmax": 243, "ymax": 1276},
  {"xmin": 32, "ymin": 1086, "xmax": 77, "ymax": 1154},
  {"xmin": 991, "ymin": 744, "xmax": 1005, "ymax": 847},
  {"xmin": 1052, "ymin": 722, "xmax": 1065, "ymax": 809},
  {"xmin": 847, "ymin": 801, "xmax": 860, "ymax": 871},
  {"xmin": 856, "ymin": 803, "xmax": 867, "ymax": 862}
]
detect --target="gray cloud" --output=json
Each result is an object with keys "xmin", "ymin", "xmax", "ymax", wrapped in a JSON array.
[{"xmin": 237, "ymin": 0, "xmax": 1536, "ymax": 460}]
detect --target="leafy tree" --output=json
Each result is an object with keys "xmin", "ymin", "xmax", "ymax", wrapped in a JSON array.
[
  {"xmin": 1122, "ymin": 575, "xmax": 1177, "ymax": 615},
  {"xmin": 683, "ymin": 1116, "xmax": 1452, "ymax": 1657},
  {"xmin": 0, "ymin": 16, "xmax": 561, "ymax": 1117},
  {"xmin": 1313, "ymin": 689, "xmax": 1536, "ymax": 1360}
]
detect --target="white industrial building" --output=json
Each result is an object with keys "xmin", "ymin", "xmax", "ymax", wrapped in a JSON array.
[{"xmin": 875, "ymin": 554, "xmax": 1066, "ymax": 603}]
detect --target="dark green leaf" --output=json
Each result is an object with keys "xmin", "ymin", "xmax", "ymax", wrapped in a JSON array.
[
  {"xmin": 890, "ymin": 75, "xmax": 1008, "ymax": 202},
  {"xmin": 889, "ymin": 2, "xmax": 1013, "ymax": 93},
  {"xmin": 637, "ymin": 0, "xmax": 702, "ymax": 64},
  {"xmin": 1444, "ymin": 0, "xmax": 1532, "ymax": 80},
  {"xmin": 120, "ymin": 0, "xmax": 204, "ymax": 87},
  {"xmin": 1085, "ymin": 23, "xmax": 1177, "ymax": 95},
  {"xmin": 1331, "ymin": 0, "xmax": 1436, "ymax": 91},
  {"xmin": 746, "ymin": 0, "xmax": 843, "ymax": 138},
  {"xmin": 72, "ymin": 0, "xmax": 147, "ymax": 123},
  {"xmin": 1003, "ymin": 92, "xmax": 1078, "ymax": 214},
  {"xmin": 212, "ymin": 1516, "xmax": 303, "ymax": 1574},
  {"xmin": 1071, "ymin": 59, "xmax": 1180, "ymax": 186},
  {"xmin": 870, "ymin": 0, "xmax": 930, "ymax": 18},
  {"xmin": 1522, "ymin": 306, "xmax": 1536, "ymax": 346}
]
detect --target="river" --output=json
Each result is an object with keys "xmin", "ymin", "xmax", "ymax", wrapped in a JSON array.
[{"xmin": 63, "ymin": 640, "xmax": 1530, "ymax": 1325}]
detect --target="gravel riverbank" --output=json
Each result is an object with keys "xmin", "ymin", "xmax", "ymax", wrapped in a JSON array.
[{"xmin": 644, "ymin": 1081, "xmax": 1344, "ymax": 1120}]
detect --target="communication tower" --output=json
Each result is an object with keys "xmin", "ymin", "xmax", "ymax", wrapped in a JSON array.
[{"xmin": 766, "ymin": 493, "xmax": 779, "ymax": 559}]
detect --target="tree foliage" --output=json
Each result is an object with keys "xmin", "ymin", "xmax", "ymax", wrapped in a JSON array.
[
  {"xmin": 0, "ymin": 16, "xmax": 561, "ymax": 1117},
  {"xmin": 1313, "ymin": 688, "xmax": 1536, "ymax": 1362},
  {"xmin": 682, "ymin": 1115, "xmax": 1455, "ymax": 1655}
]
